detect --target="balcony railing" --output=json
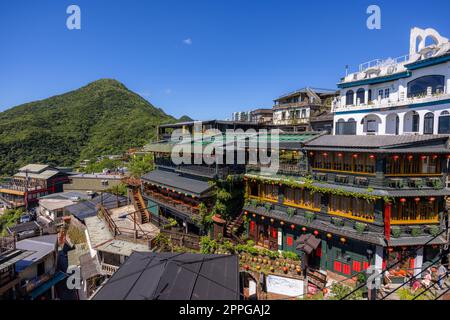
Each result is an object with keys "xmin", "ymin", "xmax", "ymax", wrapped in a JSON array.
[
  {"xmin": 101, "ymin": 263, "xmax": 119, "ymax": 276},
  {"xmin": 246, "ymin": 163, "xmax": 307, "ymax": 176},
  {"xmin": 145, "ymin": 189, "xmax": 200, "ymax": 217},
  {"xmin": 332, "ymin": 86, "xmax": 449, "ymax": 113}
]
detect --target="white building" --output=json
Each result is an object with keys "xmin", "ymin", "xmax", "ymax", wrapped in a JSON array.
[{"xmin": 333, "ymin": 27, "xmax": 450, "ymax": 136}]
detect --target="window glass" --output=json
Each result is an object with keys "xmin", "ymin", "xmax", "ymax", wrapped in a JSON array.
[{"xmin": 407, "ymin": 75, "xmax": 445, "ymax": 98}]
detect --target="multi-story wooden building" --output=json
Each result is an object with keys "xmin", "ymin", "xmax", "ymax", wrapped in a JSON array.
[
  {"xmin": 272, "ymin": 87, "xmax": 337, "ymax": 132},
  {"xmin": 243, "ymin": 134, "xmax": 449, "ymax": 279},
  {"xmin": 142, "ymin": 121, "xmax": 262, "ymax": 235},
  {"xmin": 0, "ymin": 164, "xmax": 70, "ymax": 209}
]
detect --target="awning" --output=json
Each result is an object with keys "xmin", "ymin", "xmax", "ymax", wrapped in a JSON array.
[
  {"xmin": 296, "ymin": 234, "xmax": 321, "ymax": 254},
  {"xmin": 29, "ymin": 271, "xmax": 68, "ymax": 300}
]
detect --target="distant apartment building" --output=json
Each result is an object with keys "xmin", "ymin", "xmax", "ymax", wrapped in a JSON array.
[
  {"xmin": 64, "ymin": 173, "xmax": 123, "ymax": 193},
  {"xmin": 333, "ymin": 27, "xmax": 450, "ymax": 136},
  {"xmin": 0, "ymin": 164, "xmax": 70, "ymax": 209},
  {"xmin": 231, "ymin": 88, "xmax": 337, "ymax": 133}
]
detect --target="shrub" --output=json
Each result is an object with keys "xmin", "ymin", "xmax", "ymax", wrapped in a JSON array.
[
  {"xmin": 304, "ymin": 211, "xmax": 315, "ymax": 224},
  {"xmin": 391, "ymin": 226, "xmax": 402, "ymax": 238},
  {"xmin": 409, "ymin": 226, "xmax": 422, "ymax": 237},
  {"xmin": 428, "ymin": 225, "xmax": 440, "ymax": 236},
  {"xmin": 354, "ymin": 222, "xmax": 367, "ymax": 233},
  {"xmin": 282, "ymin": 251, "xmax": 300, "ymax": 261},
  {"xmin": 331, "ymin": 217, "xmax": 344, "ymax": 227},
  {"xmin": 287, "ymin": 208, "xmax": 295, "ymax": 217}
]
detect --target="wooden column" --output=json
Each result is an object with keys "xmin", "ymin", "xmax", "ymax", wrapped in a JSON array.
[{"xmin": 384, "ymin": 202, "xmax": 392, "ymax": 241}]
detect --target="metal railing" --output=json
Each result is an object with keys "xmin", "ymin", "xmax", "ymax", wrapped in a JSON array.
[{"xmin": 332, "ymin": 86, "xmax": 449, "ymax": 112}]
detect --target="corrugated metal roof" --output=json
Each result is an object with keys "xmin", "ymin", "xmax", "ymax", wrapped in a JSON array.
[
  {"xmin": 15, "ymin": 235, "xmax": 57, "ymax": 272},
  {"xmin": 93, "ymin": 252, "xmax": 239, "ymax": 300}
]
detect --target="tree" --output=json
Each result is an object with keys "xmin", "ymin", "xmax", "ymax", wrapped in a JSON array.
[{"xmin": 128, "ymin": 154, "xmax": 154, "ymax": 177}]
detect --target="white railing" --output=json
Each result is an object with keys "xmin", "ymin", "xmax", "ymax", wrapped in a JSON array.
[
  {"xmin": 358, "ymin": 54, "xmax": 410, "ymax": 72},
  {"xmin": 101, "ymin": 263, "xmax": 119, "ymax": 276},
  {"xmin": 333, "ymin": 86, "xmax": 449, "ymax": 113}
]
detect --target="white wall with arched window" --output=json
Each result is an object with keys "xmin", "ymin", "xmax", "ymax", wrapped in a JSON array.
[
  {"xmin": 345, "ymin": 90, "xmax": 355, "ymax": 106},
  {"xmin": 356, "ymin": 88, "xmax": 365, "ymax": 105},
  {"xmin": 361, "ymin": 114, "xmax": 382, "ymax": 134},
  {"xmin": 423, "ymin": 112, "xmax": 435, "ymax": 134},
  {"xmin": 386, "ymin": 113, "xmax": 400, "ymax": 135},
  {"xmin": 438, "ymin": 110, "xmax": 450, "ymax": 134}
]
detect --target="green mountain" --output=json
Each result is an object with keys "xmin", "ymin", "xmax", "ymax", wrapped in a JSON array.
[{"xmin": 0, "ymin": 79, "xmax": 182, "ymax": 175}]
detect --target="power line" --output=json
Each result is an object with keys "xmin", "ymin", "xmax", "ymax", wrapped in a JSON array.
[{"xmin": 340, "ymin": 225, "xmax": 449, "ymax": 300}]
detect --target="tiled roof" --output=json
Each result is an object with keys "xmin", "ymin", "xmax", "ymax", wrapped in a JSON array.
[
  {"xmin": 305, "ymin": 135, "xmax": 450, "ymax": 149},
  {"xmin": 141, "ymin": 170, "xmax": 214, "ymax": 196}
]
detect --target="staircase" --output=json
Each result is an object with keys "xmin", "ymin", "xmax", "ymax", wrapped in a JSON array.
[
  {"xmin": 226, "ymin": 212, "xmax": 244, "ymax": 239},
  {"xmin": 132, "ymin": 188, "xmax": 149, "ymax": 224}
]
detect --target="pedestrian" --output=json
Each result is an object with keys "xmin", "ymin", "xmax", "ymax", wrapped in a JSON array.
[
  {"xmin": 421, "ymin": 268, "xmax": 432, "ymax": 288},
  {"xmin": 437, "ymin": 264, "xmax": 447, "ymax": 290}
]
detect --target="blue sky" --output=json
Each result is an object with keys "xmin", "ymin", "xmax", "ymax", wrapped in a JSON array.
[{"xmin": 0, "ymin": 0, "xmax": 449, "ymax": 120}]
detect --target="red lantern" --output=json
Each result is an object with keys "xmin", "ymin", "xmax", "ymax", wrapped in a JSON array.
[
  {"xmin": 337, "ymin": 153, "xmax": 343, "ymax": 158},
  {"xmin": 309, "ymin": 152, "xmax": 314, "ymax": 156},
  {"xmin": 388, "ymin": 247, "xmax": 394, "ymax": 253},
  {"xmin": 302, "ymin": 227, "xmax": 307, "ymax": 232},
  {"xmin": 291, "ymin": 224, "xmax": 295, "ymax": 230},
  {"xmin": 244, "ymin": 264, "xmax": 250, "ymax": 271},
  {"xmin": 280, "ymin": 221, "xmax": 285, "ymax": 226},
  {"xmin": 369, "ymin": 154, "xmax": 375, "ymax": 160},
  {"xmin": 414, "ymin": 197, "xmax": 421, "ymax": 203},
  {"xmin": 407, "ymin": 155, "xmax": 414, "ymax": 161},
  {"xmin": 313, "ymin": 230, "xmax": 319, "ymax": 236},
  {"xmin": 323, "ymin": 152, "xmax": 328, "ymax": 157},
  {"xmin": 433, "ymin": 155, "xmax": 438, "ymax": 160},
  {"xmin": 400, "ymin": 198, "xmax": 407, "ymax": 203},
  {"xmin": 244, "ymin": 211, "xmax": 248, "ymax": 215},
  {"xmin": 393, "ymin": 155, "xmax": 400, "ymax": 161},
  {"xmin": 353, "ymin": 154, "xmax": 358, "ymax": 159},
  {"xmin": 421, "ymin": 155, "xmax": 427, "ymax": 160},
  {"xmin": 447, "ymin": 155, "xmax": 450, "ymax": 159},
  {"xmin": 429, "ymin": 197, "xmax": 436, "ymax": 202},
  {"xmin": 252, "ymin": 213, "xmax": 256, "ymax": 218}
]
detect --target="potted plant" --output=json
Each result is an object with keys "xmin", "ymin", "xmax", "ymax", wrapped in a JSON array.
[
  {"xmin": 304, "ymin": 211, "xmax": 315, "ymax": 224},
  {"xmin": 391, "ymin": 226, "xmax": 402, "ymax": 238},
  {"xmin": 287, "ymin": 207, "xmax": 296, "ymax": 218},
  {"xmin": 354, "ymin": 222, "xmax": 368, "ymax": 233},
  {"xmin": 428, "ymin": 225, "xmax": 440, "ymax": 236},
  {"xmin": 332, "ymin": 217, "xmax": 344, "ymax": 227},
  {"xmin": 409, "ymin": 226, "xmax": 422, "ymax": 237}
]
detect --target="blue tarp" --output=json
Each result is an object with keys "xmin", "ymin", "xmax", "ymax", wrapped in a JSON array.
[{"xmin": 29, "ymin": 271, "xmax": 68, "ymax": 300}]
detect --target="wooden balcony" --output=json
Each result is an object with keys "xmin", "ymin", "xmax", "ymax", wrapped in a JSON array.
[{"xmin": 144, "ymin": 189, "xmax": 200, "ymax": 217}]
